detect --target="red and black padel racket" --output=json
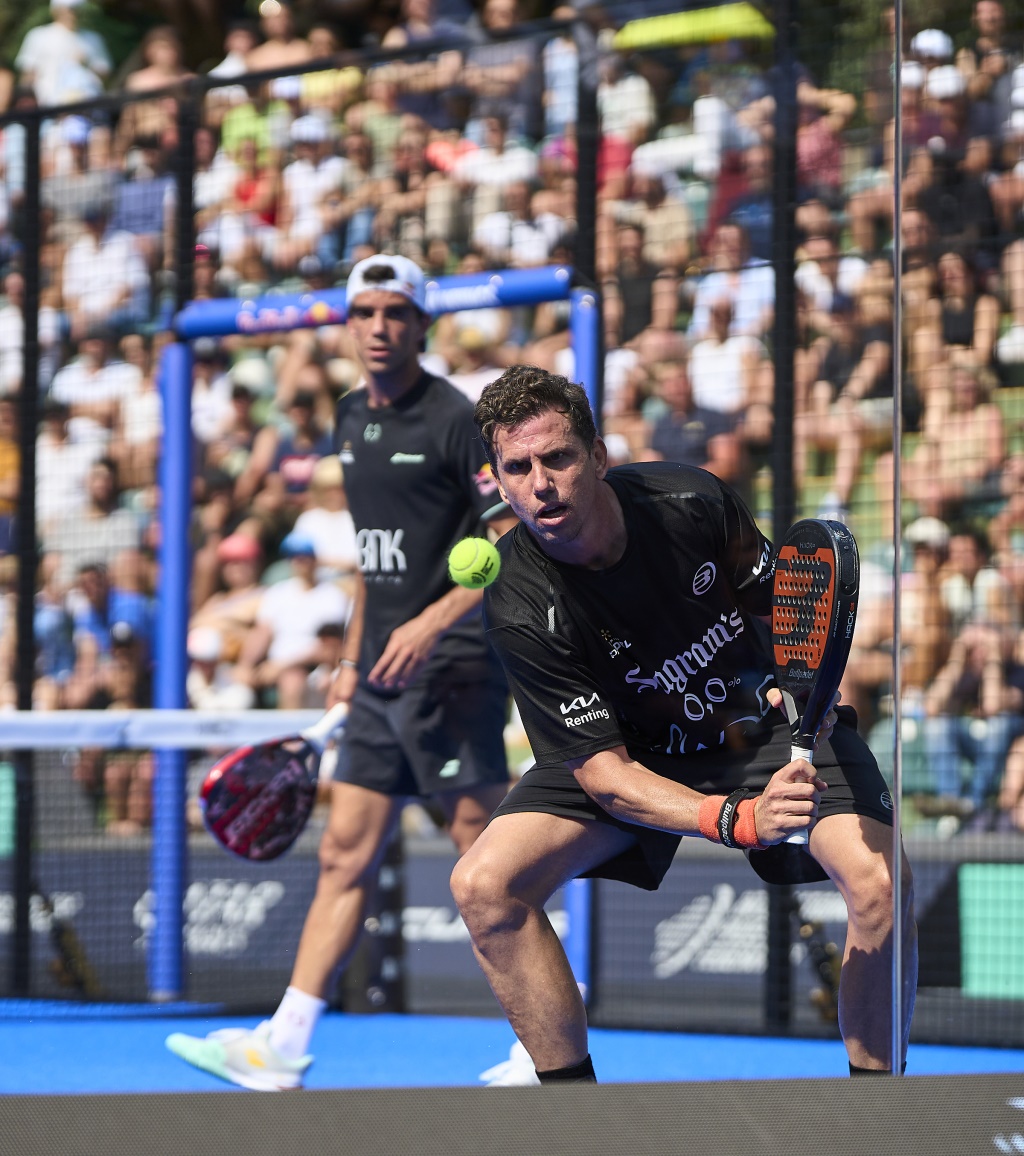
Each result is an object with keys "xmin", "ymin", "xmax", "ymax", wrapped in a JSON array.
[
  {"xmin": 199, "ymin": 703, "xmax": 347, "ymax": 861},
  {"xmin": 770, "ymin": 518, "xmax": 859, "ymax": 845}
]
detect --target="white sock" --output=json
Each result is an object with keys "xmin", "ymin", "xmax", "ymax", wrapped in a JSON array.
[{"xmin": 268, "ymin": 986, "xmax": 327, "ymax": 1060}]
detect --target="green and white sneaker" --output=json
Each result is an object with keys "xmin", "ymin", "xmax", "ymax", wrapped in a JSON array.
[{"xmin": 165, "ymin": 1020, "xmax": 312, "ymax": 1091}]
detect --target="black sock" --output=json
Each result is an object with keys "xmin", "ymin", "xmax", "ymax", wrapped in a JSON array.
[
  {"xmin": 536, "ymin": 1054, "xmax": 597, "ymax": 1084},
  {"xmin": 849, "ymin": 1061, "xmax": 907, "ymax": 1076}
]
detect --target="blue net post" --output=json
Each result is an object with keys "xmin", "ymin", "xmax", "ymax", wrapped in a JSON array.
[
  {"xmin": 150, "ymin": 340, "xmax": 193, "ymax": 1000},
  {"xmin": 570, "ymin": 286, "xmax": 602, "ymax": 430}
]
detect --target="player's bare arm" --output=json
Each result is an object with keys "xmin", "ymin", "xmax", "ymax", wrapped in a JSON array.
[
  {"xmin": 567, "ymin": 745, "xmax": 828, "ymax": 846},
  {"xmin": 327, "ymin": 569, "xmax": 365, "ymax": 706}
]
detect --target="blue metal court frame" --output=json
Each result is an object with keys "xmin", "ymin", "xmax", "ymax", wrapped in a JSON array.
[{"xmin": 152, "ymin": 265, "xmax": 601, "ymax": 1002}]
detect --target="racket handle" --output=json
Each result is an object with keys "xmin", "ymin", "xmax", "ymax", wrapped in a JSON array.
[
  {"xmin": 301, "ymin": 702, "xmax": 349, "ymax": 752},
  {"xmin": 785, "ymin": 743, "xmax": 814, "ymax": 846}
]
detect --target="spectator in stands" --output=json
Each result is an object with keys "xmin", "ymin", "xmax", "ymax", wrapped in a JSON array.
[
  {"xmin": 922, "ymin": 620, "xmax": 1024, "ymax": 829},
  {"xmin": 602, "ymin": 222, "xmax": 679, "ymax": 350},
  {"xmin": 909, "ymin": 248, "xmax": 1000, "ymax": 387},
  {"xmin": 453, "ymin": 113, "xmax": 539, "ymax": 240},
  {"xmin": 794, "ymin": 289, "xmax": 893, "ymax": 523},
  {"xmin": 842, "ymin": 516, "xmax": 955, "ymax": 736},
  {"xmin": 35, "ymin": 400, "xmax": 103, "ymax": 537},
  {"xmin": 898, "ymin": 357, "xmax": 1005, "ymax": 524},
  {"xmin": 908, "ymin": 146, "xmax": 1000, "ymax": 274},
  {"xmin": 60, "ymin": 203, "xmax": 150, "ymax": 340},
  {"xmin": 114, "ymin": 26, "xmax": 194, "ymax": 156},
  {"xmin": 320, "ymin": 131, "xmax": 385, "ymax": 268},
  {"xmin": 447, "ymin": 326, "xmax": 506, "ymax": 403},
  {"xmin": 235, "ymin": 531, "xmax": 351, "ymax": 709},
  {"xmin": 379, "ymin": 0, "xmax": 466, "ymax": 132},
  {"xmin": 63, "ymin": 558, "xmax": 153, "ymax": 701},
  {"xmin": 185, "ymin": 625, "xmax": 256, "ymax": 711},
  {"xmin": 372, "ymin": 127, "xmax": 453, "ymax": 260},
  {"xmin": 42, "ymin": 458, "xmax": 143, "ymax": 590},
  {"xmin": 40, "ymin": 117, "xmax": 118, "ymax": 245},
  {"xmin": 15, "ymin": 0, "xmax": 111, "ymax": 108},
  {"xmin": 237, "ymin": 390, "xmax": 334, "ymax": 521},
  {"xmin": 0, "ymin": 268, "xmax": 62, "ymax": 395},
  {"xmin": 707, "ymin": 142, "xmax": 775, "ymax": 263},
  {"xmin": 302, "ymin": 24, "xmax": 363, "ymax": 120},
  {"xmin": 461, "ymin": 0, "xmax": 540, "ymax": 146},
  {"xmin": 687, "ymin": 220, "xmax": 774, "ymax": 342},
  {"xmin": 272, "ymin": 115, "xmax": 347, "ymax": 273},
  {"xmin": 958, "ymin": 1, "xmax": 1018, "ymax": 123},
  {"xmin": 940, "ymin": 526, "xmax": 1019, "ymax": 633},
  {"xmin": 597, "ymin": 50, "xmax": 657, "ymax": 150},
  {"xmin": 688, "ymin": 296, "xmax": 773, "ymax": 452},
  {"xmin": 995, "ymin": 239, "xmax": 1024, "ymax": 370},
  {"xmin": 472, "ymin": 179, "xmax": 564, "ymax": 269},
  {"xmin": 48, "ymin": 324, "xmax": 143, "ymax": 448},
  {"xmin": 108, "ymin": 137, "xmax": 176, "ymax": 272},
  {"xmin": 245, "ymin": 0, "xmax": 313, "ymax": 73},
  {"xmin": 291, "ymin": 455, "xmax": 360, "ymax": 590},
  {"xmin": 601, "ymin": 171, "xmax": 694, "ymax": 275},
  {"xmin": 73, "ymin": 620, "xmax": 154, "ymax": 835},
  {"xmin": 107, "ymin": 339, "xmax": 163, "ymax": 493},
  {"xmin": 205, "ymin": 20, "xmax": 260, "ymax": 126},
  {"xmin": 794, "ymin": 232, "xmax": 870, "ymax": 339},
  {"xmin": 190, "ymin": 532, "xmax": 266, "ymax": 661},
  {"xmin": 644, "ymin": 358, "xmax": 744, "ymax": 486}
]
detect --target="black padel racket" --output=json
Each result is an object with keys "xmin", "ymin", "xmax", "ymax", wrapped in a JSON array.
[
  {"xmin": 200, "ymin": 703, "xmax": 347, "ymax": 861},
  {"xmin": 771, "ymin": 518, "xmax": 859, "ymax": 845}
]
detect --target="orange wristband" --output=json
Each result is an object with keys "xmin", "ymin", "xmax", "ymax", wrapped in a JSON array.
[{"xmin": 697, "ymin": 791, "xmax": 764, "ymax": 849}]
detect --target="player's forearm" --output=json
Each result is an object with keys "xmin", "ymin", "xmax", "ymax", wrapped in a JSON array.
[
  {"xmin": 419, "ymin": 584, "xmax": 485, "ymax": 637},
  {"xmin": 571, "ymin": 747, "xmax": 704, "ymax": 835}
]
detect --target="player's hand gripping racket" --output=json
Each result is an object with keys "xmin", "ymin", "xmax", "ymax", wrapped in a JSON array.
[
  {"xmin": 200, "ymin": 702, "xmax": 348, "ymax": 861},
  {"xmin": 771, "ymin": 519, "xmax": 859, "ymax": 845}
]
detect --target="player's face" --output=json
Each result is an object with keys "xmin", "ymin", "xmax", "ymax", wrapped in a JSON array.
[
  {"xmin": 492, "ymin": 409, "xmax": 608, "ymax": 556},
  {"xmin": 346, "ymin": 290, "xmax": 430, "ymax": 379}
]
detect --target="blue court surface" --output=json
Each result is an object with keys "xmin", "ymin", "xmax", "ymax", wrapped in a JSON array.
[{"xmin": 3, "ymin": 1005, "xmax": 1024, "ymax": 1094}]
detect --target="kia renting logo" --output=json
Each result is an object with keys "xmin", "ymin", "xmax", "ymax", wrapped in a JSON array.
[
  {"xmin": 561, "ymin": 692, "xmax": 601, "ymax": 714},
  {"xmin": 559, "ymin": 692, "xmax": 610, "ymax": 728},
  {"xmin": 693, "ymin": 563, "xmax": 716, "ymax": 595}
]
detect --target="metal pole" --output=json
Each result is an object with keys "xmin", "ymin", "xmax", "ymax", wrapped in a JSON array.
[
  {"xmin": 149, "ymin": 341, "xmax": 193, "ymax": 1000},
  {"xmin": 766, "ymin": 0, "xmax": 800, "ymax": 1034},
  {"xmin": 890, "ymin": 0, "xmax": 906, "ymax": 1077},
  {"xmin": 573, "ymin": 13, "xmax": 604, "ymax": 430},
  {"xmin": 10, "ymin": 115, "xmax": 41, "ymax": 996}
]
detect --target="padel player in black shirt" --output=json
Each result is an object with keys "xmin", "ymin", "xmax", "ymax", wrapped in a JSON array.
[
  {"xmin": 450, "ymin": 365, "xmax": 916, "ymax": 1085},
  {"xmin": 167, "ymin": 255, "xmax": 513, "ymax": 1091}
]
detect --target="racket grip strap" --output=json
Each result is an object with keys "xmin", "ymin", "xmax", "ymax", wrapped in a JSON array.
[{"xmin": 698, "ymin": 790, "xmax": 764, "ymax": 850}]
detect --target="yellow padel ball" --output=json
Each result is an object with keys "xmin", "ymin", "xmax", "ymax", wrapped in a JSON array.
[{"xmin": 448, "ymin": 537, "xmax": 501, "ymax": 589}]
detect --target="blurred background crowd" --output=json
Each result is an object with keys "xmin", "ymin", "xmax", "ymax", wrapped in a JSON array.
[{"xmin": 0, "ymin": 0, "xmax": 1021, "ymax": 838}]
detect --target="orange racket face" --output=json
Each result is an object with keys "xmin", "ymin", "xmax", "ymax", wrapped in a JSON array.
[{"xmin": 772, "ymin": 546, "xmax": 837, "ymax": 672}]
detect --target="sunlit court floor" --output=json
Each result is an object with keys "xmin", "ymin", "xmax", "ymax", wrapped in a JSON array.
[{"xmin": 3, "ymin": 1004, "xmax": 1024, "ymax": 1094}]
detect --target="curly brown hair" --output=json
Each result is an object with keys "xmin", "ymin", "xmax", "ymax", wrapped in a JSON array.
[{"xmin": 473, "ymin": 365, "xmax": 597, "ymax": 465}]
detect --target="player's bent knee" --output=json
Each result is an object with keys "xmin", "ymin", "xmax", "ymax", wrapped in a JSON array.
[
  {"xmin": 450, "ymin": 855, "xmax": 525, "ymax": 942},
  {"xmin": 843, "ymin": 860, "xmax": 896, "ymax": 938}
]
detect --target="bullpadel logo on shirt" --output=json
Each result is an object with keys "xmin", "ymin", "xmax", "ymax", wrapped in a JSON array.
[{"xmin": 560, "ymin": 692, "xmax": 611, "ymax": 728}]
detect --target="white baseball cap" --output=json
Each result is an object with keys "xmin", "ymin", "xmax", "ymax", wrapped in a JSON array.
[
  {"xmin": 345, "ymin": 254, "xmax": 429, "ymax": 314},
  {"xmin": 911, "ymin": 28, "xmax": 954, "ymax": 60}
]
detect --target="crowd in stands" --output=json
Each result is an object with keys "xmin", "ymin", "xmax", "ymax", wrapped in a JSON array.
[{"xmin": 0, "ymin": 0, "xmax": 1022, "ymax": 836}]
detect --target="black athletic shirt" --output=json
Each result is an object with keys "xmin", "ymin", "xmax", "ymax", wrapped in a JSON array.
[
  {"xmin": 334, "ymin": 371, "xmax": 506, "ymax": 689},
  {"xmin": 483, "ymin": 463, "xmax": 777, "ymax": 765}
]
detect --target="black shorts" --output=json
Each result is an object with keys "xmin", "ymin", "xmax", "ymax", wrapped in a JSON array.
[
  {"xmin": 335, "ymin": 676, "xmax": 510, "ymax": 798},
  {"xmin": 490, "ymin": 708, "xmax": 892, "ymax": 890}
]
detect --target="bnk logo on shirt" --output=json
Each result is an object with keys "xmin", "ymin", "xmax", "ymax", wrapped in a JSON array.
[
  {"xmin": 560, "ymin": 692, "xmax": 611, "ymax": 728},
  {"xmin": 358, "ymin": 528, "xmax": 407, "ymax": 573}
]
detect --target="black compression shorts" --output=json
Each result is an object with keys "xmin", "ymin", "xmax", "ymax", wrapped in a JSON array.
[
  {"xmin": 490, "ymin": 708, "xmax": 892, "ymax": 890},
  {"xmin": 335, "ymin": 676, "xmax": 510, "ymax": 798}
]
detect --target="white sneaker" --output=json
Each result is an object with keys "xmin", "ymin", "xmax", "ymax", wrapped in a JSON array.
[
  {"xmin": 479, "ymin": 1040, "xmax": 541, "ymax": 1086},
  {"xmin": 165, "ymin": 1020, "xmax": 312, "ymax": 1091}
]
